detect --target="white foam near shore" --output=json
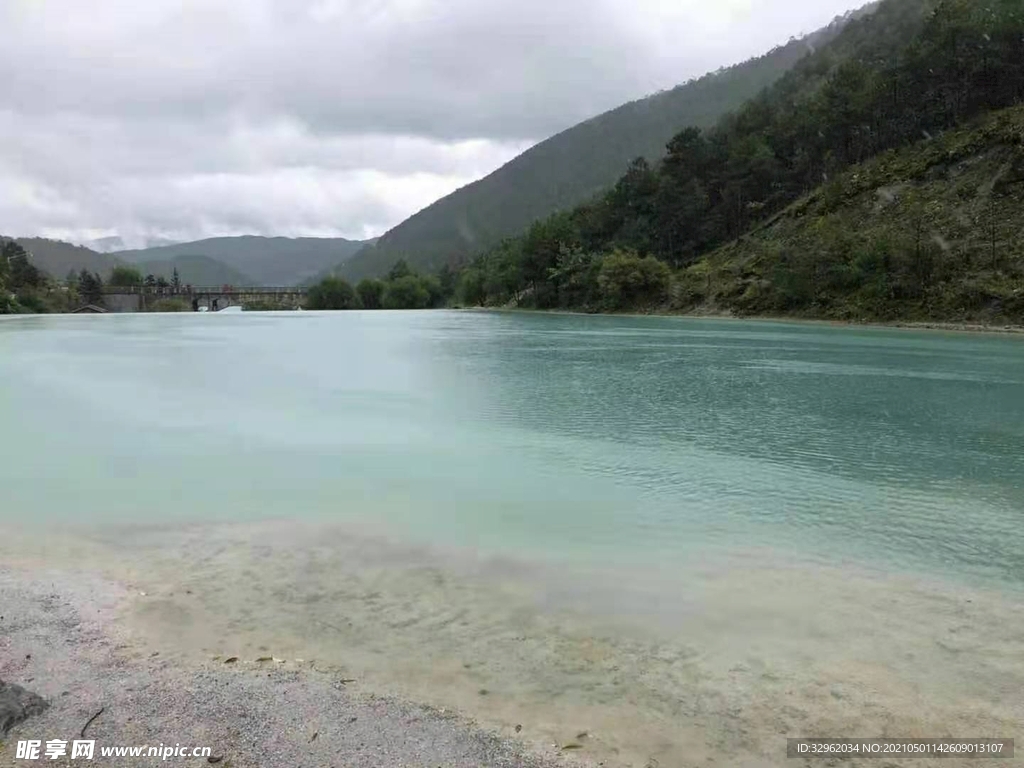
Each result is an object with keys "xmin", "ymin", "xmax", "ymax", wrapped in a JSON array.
[{"xmin": 2, "ymin": 519, "xmax": 1023, "ymax": 768}]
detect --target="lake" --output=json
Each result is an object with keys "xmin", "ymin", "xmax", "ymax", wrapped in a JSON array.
[{"xmin": 2, "ymin": 310, "xmax": 1023, "ymax": 765}]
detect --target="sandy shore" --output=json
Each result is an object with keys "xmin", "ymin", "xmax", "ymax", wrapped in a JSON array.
[
  {"xmin": 0, "ymin": 566, "xmax": 566, "ymax": 768},
  {"xmin": 3, "ymin": 520, "xmax": 1022, "ymax": 768}
]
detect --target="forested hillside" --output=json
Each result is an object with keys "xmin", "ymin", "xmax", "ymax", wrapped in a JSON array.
[
  {"xmin": 453, "ymin": 0, "xmax": 1024, "ymax": 323},
  {"xmin": 682, "ymin": 105, "xmax": 1024, "ymax": 322},
  {"xmin": 336, "ymin": 11, "xmax": 866, "ymax": 282},
  {"xmin": 14, "ymin": 238, "xmax": 119, "ymax": 281}
]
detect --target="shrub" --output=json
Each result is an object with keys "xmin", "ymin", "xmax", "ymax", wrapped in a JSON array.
[{"xmin": 596, "ymin": 250, "xmax": 672, "ymax": 310}]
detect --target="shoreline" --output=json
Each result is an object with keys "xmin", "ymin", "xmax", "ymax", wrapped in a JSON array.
[
  {"xmin": 7, "ymin": 306, "xmax": 1024, "ymax": 336},
  {"xmin": 464, "ymin": 306, "xmax": 1024, "ymax": 335},
  {"xmin": 3, "ymin": 520, "xmax": 1023, "ymax": 768},
  {"xmin": 0, "ymin": 565, "xmax": 568, "ymax": 768}
]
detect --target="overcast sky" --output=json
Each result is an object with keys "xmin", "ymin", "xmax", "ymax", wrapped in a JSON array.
[{"xmin": 1, "ymin": 0, "xmax": 866, "ymax": 248}]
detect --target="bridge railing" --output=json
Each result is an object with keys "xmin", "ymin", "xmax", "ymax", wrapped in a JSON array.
[{"xmin": 103, "ymin": 285, "xmax": 309, "ymax": 295}]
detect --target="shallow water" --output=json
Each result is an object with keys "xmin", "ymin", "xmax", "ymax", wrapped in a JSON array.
[{"xmin": 2, "ymin": 311, "xmax": 1023, "ymax": 766}]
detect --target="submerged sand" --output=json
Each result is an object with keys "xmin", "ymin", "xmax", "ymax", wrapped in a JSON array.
[
  {"xmin": 2, "ymin": 520, "xmax": 1022, "ymax": 768},
  {"xmin": 0, "ymin": 567, "xmax": 562, "ymax": 768}
]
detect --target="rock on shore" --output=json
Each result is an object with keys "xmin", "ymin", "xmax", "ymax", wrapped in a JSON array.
[{"xmin": 0, "ymin": 680, "xmax": 49, "ymax": 735}]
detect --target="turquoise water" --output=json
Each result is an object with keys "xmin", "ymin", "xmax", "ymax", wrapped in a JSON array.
[{"xmin": 2, "ymin": 310, "xmax": 1023, "ymax": 586}]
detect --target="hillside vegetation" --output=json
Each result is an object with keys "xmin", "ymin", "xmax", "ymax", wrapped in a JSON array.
[
  {"xmin": 1, "ymin": 239, "xmax": 88, "ymax": 313},
  {"xmin": 680, "ymin": 106, "xmax": 1024, "ymax": 322},
  {"xmin": 336, "ymin": 14, "xmax": 865, "ymax": 282},
  {"xmin": 452, "ymin": 0, "xmax": 1024, "ymax": 324}
]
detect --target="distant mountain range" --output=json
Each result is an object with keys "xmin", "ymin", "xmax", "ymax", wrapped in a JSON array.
[
  {"xmin": 113, "ymin": 236, "xmax": 371, "ymax": 286},
  {"xmin": 334, "ymin": 12, "xmax": 864, "ymax": 282},
  {"xmin": 14, "ymin": 235, "xmax": 373, "ymax": 287},
  {"xmin": 136, "ymin": 254, "xmax": 253, "ymax": 287}
]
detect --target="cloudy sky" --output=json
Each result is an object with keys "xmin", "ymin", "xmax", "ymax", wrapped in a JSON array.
[{"xmin": 1, "ymin": 0, "xmax": 866, "ymax": 248}]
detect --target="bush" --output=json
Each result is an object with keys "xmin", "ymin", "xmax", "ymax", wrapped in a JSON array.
[
  {"xmin": 596, "ymin": 250, "xmax": 672, "ymax": 309},
  {"xmin": 306, "ymin": 277, "xmax": 361, "ymax": 310}
]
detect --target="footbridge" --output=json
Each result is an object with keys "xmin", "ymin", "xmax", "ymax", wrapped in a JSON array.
[{"xmin": 101, "ymin": 285, "xmax": 309, "ymax": 312}]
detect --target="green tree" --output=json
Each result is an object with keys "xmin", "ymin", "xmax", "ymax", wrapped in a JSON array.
[
  {"xmin": 109, "ymin": 265, "xmax": 144, "ymax": 286},
  {"xmin": 421, "ymin": 274, "xmax": 444, "ymax": 308},
  {"xmin": 520, "ymin": 212, "xmax": 580, "ymax": 307},
  {"xmin": 306, "ymin": 276, "xmax": 361, "ymax": 310},
  {"xmin": 78, "ymin": 270, "xmax": 105, "ymax": 306},
  {"xmin": 456, "ymin": 266, "xmax": 487, "ymax": 306},
  {"xmin": 437, "ymin": 263, "xmax": 457, "ymax": 303},
  {"xmin": 382, "ymin": 275, "xmax": 431, "ymax": 309},
  {"xmin": 548, "ymin": 246, "xmax": 600, "ymax": 308},
  {"xmin": 603, "ymin": 157, "xmax": 659, "ymax": 253},
  {"xmin": 1, "ymin": 241, "xmax": 12, "ymax": 286},
  {"xmin": 387, "ymin": 259, "xmax": 413, "ymax": 281},
  {"xmin": 3, "ymin": 240, "xmax": 42, "ymax": 290},
  {"xmin": 481, "ymin": 240, "xmax": 524, "ymax": 305},
  {"xmin": 171, "ymin": 267, "xmax": 182, "ymax": 293},
  {"xmin": 0, "ymin": 245, "xmax": 13, "ymax": 314},
  {"xmin": 356, "ymin": 278, "xmax": 385, "ymax": 309}
]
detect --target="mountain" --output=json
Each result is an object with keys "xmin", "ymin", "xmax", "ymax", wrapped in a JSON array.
[
  {"xmin": 453, "ymin": 0, "xmax": 1024, "ymax": 323},
  {"xmin": 10, "ymin": 238, "xmax": 251, "ymax": 286},
  {"xmin": 336, "ymin": 11, "xmax": 869, "ymax": 282},
  {"xmin": 15, "ymin": 238, "xmax": 119, "ymax": 280},
  {"xmin": 135, "ymin": 254, "xmax": 256, "ymax": 287},
  {"xmin": 10, "ymin": 235, "xmax": 372, "ymax": 287},
  {"xmin": 116, "ymin": 236, "xmax": 369, "ymax": 286}
]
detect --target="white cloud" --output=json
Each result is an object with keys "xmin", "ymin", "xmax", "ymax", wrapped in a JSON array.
[{"xmin": 0, "ymin": 0, "xmax": 867, "ymax": 245}]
